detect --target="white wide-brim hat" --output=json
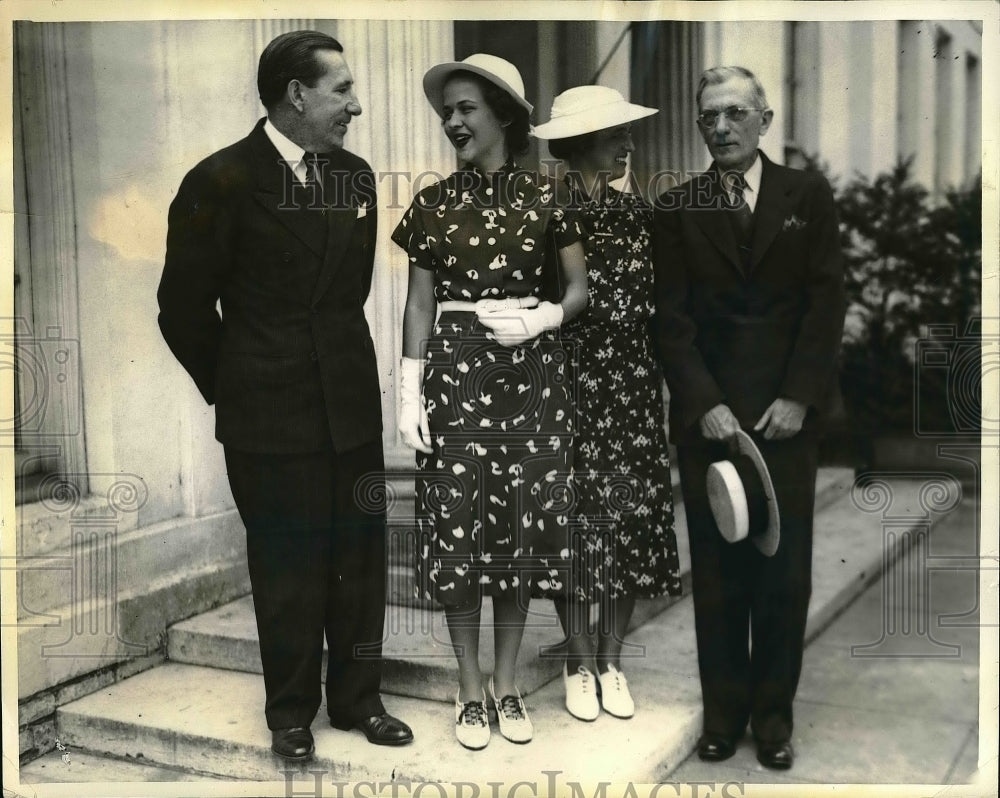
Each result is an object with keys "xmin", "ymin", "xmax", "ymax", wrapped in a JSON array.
[
  {"xmin": 532, "ymin": 85, "xmax": 657, "ymax": 140},
  {"xmin": 423, "ymin": 53, "xmax": 533, "ymax": 118},
  {"xmin": 706, "ymin": 429, "xmax": 780, "ymax": 557}
]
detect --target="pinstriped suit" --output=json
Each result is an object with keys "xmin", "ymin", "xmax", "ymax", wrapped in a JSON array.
[{"xmin": 158, "ymin": 118, "xmax": 388, "ymax": 729}]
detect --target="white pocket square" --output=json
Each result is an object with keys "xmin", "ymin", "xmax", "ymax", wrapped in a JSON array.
[{"xmin": 357, "ymin": 203, "xmax": 368, "ymax": 219}]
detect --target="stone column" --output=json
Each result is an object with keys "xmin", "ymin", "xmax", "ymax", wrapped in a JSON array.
[
  {"xmin": 324, "ymin": 21, "xmax": 456, "ymax": 605},
  {"xmin": 327, "ymin": 20, "xmax": 456, "ymax": 470},
  {"xmin": 702, "ymin": 21, "xmax": 786, "ymax": 165}
]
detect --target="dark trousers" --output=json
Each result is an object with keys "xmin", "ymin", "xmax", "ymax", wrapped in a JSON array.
[
  {"xmin": 678, "ymin": 431, "xmax": 817, "ymax": 744},
  {"xmin": 224, "ymin": 440, "xmax": 388, "ymax": 730}
]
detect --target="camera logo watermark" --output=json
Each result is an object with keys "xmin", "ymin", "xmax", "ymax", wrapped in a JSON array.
[
  {"xmin": 5, "ymin": 473, "xmax": 151, "ymax": 660},
  {"xmin": 0, "ymin": 320, "xmax": 82, "ymax": 439},
  {"xmin": 914, "ymin": 318, "xmax": 997, "ymax": 438},
  {"xmin": 849, "ymin": 472, "xmax": 985, "ymax": 658},
  {"xmin": 353, "ymin": 463, "xmax": 659, "ymax": 663}
]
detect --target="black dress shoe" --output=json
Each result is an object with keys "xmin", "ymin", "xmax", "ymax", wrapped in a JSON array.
[
  {"xmin": 697, "ymin": 733, "xmax": 737, "ymax": 761},
  {"xmin": 757, "ymin": 740, "xmax": 794, "ymax": 770},
  {"xmin": 331, "ymin": 712, "xmax": 414, "ymax": 746},
  {"xmin": 271, "ymin": 727, "xmax": 315, "ymax": 761}
]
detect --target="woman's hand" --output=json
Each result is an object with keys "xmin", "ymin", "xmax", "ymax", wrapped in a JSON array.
[
  {"xmin": 398, "ymin": 356, "xmax": 433, "ymax": 453},
  {"xmin": 400, "ymin": 263, "xmax": 436, "ymax": 454},
  {"xmin": 475, "ymin": 296, "xmax": 539, "ymax": 313},
  {"xmin": 476, "ymin": 301, "xmax": 564, "ymax": 347}
]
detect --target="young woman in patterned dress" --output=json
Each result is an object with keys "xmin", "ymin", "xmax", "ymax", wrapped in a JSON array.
[
  {"xmin": 533, "ymin": 85, "xmax": 682, "ymax": 721},
  {"xmin": 393, "ymin": 55, "xmax": 588, "ymax": 750}
]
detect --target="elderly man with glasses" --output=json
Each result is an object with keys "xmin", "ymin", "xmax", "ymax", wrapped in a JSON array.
[{"xmin": 652, "ymin": 66, "xmax": 846, "ymax": 770}]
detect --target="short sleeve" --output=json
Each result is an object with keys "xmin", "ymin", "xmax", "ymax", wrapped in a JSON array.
[
  {"xmin": 391, "ymin": 202, "xmax": 437, "ymax": 271},
  {"xmin": 550, "ymin": 204, "xmax": 585, "ymax": 250}
]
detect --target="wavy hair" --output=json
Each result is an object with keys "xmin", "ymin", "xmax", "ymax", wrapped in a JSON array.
[{"xmin": 445, "ymin": 70, "xmax": 531, "ymax": 157}]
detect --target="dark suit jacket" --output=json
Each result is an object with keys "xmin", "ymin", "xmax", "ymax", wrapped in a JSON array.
[
  {"xmin": 158, "ymin": 118, "xmax": 382, "ymax": 454},
  {"xmin": 652, "ymin": 152, "xmax": 845, "ymax": 445}
]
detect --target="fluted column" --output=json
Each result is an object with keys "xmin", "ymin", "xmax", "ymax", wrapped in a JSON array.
[
  {"xmin": 702, "ymin": 21, "xmax": 786, "ymax": 166},
  {"xmin": 326, "ymin": 20, "xmax": 456, "ymax": 469},
  {"xmin": 630, "ymin": 22, "xmax": 704, "ymax": 195},
  {"xmin": 13, "ymin": 23, "xmax": 87, "ymax": 487}
]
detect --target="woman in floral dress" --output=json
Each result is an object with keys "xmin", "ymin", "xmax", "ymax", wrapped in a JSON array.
[
  {"xmin": 533, "ymin": 85, "xmax": 681, "ymax": 721},
  {"xmin": 393, "ymin": 55, "xmax": 587, "ymax": 750}
]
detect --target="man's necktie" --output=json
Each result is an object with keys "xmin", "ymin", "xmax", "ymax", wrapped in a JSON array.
[
  {"xmin": 730, "ymin": 174, "xmax": 754, "ymax": 241},
  {"xmin": 302, "ymin": 152, "xmax": 327, "ymax": 214},
  {"xmin": 729, "ymin": 174, "xmax": 754, "ymax": 269},
  {"xmin": 303, "ymin": 151, "xmax": 322, "ymax": 186}
]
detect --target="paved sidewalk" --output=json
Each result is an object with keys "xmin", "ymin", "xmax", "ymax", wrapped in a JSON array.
[
  {"xmin": 669, "ymin": 494, "xmax": 991, "ymax": 787},
  {"xmin": 17, "ymin": 482, "xmax": 994, "ymax": 793}
]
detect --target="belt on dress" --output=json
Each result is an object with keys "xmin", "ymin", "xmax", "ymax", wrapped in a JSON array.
[{"xmin": 438, "ymin": 297, "xmax": 540, "ymax": 313}]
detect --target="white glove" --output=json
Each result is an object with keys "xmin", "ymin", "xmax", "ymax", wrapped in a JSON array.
[
  {"xmin": 398, "ymin": 356, "xmax": 433, "ymax": 453},
  {"xmin": 474, "ymin": 296, "xmax": 539, "ymax": 313},
  {"xmin": 476, "ymin": 301, "xmax": 564, "ymax": 347}
]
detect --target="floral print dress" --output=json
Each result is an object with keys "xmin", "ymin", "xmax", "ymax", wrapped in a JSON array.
[
  {"xmin": 392, "ymin": 163, "xmax": 584, "ymax": 606},
  {"xmin": 562, "ymin": 185, "xmax": 681, "ymax": 601}
]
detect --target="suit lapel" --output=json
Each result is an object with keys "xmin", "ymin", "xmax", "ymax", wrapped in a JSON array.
[
  {"xmin": 749, "ymin": 155, "xmax": 795, "ymax": 272},
  {"xmin": 249, "ymin": 123, "xmax": 329, "ymax": 259},
  {"xmin": 689, "ymin": 171, "xmax": 744, "ymax": 276},
  {"xmin": 310, "ymin": 150, "xmax": 360, "ymax": 304}
]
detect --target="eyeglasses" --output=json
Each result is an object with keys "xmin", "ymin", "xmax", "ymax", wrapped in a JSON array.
[{"xmin": 696, "ymin": 106, "xmax": 766, "ymax": 128}]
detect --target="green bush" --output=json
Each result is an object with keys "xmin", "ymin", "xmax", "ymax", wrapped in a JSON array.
[{"xmin": 832, "ymin": 158, "xmax": 982, "ymax": 438}]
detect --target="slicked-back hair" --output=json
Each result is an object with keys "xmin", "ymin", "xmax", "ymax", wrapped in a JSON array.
[
  {"xmin": 696, "ymin": 66, "xmax": 768, "ymax": 110},
  {"xmin": 258, "ymin": 30, "xmax": 344, "ymax": 111},
  {"xmin": 445, "ymin": 70, "xmax": 531, "ymax": 157}
]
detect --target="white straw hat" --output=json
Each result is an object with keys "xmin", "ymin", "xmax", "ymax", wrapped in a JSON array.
[
  {"xmin": 532, "ymin": 85, "xmax": 657, "ymax": 140},
  {"xmin": 423, "ymin": 54, "xmax": 533, "ymax": 118},
  {"xmin": 706, "ymin": 430, "xmax": 781, "ymax": 557}
]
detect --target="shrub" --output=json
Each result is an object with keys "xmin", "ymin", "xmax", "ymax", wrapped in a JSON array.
[{"xmin": 832, "ymin": 158, "xmax": 982, "ymax": 442}]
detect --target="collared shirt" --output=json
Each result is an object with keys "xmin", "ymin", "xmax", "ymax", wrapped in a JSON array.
[
  {"xmin": 263, "ymin": 118, "xmax": 312, "ymax": 185},
  {"xmin": 720, "ymin": 151, "xmax": 762, "ymax": 213}
]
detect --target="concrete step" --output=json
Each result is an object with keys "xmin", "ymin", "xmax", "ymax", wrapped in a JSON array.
[
  {"xmin": 166, "ymin": 467, "xmax": 849, "ymax": 702},
  {"xmin": 51, "ymin": 660, "xmax": 703, "ymax": 784},
  {"xmin": 39, "ymin": 467, "xmax": 936, "ymax": 787},
  {"xmin": 166, "ymin": 593, "xmax": 686, "ymax": 705},
  {"xmin": 17, "ymin": 743, "xmax": 239, "ymax": 784}
]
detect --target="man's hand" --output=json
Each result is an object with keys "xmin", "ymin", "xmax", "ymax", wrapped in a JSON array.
[
  {"xmin": 699, "ymin": 403, "xmax": 741, "ymax": 441},
  {"xmin": 754, "ymin": 397, "xmax": 807, "ymax": 440}
]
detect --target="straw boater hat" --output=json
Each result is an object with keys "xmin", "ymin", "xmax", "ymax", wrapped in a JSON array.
[
  {"xmin": 423, "ymin": 54, "xmax": 533, "ymax": 118},
  {"xmin": 706, "ymin": 430, "xmax": 781, "ymax": 557},
  {"xmin": 531, "ymin": 85, "xmax": 657, "ymax": 140}
]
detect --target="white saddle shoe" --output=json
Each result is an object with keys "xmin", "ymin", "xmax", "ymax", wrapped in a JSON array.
[
  {"xmin": 489, "ymin": 677, "xmax": 533, "ymax": 743},
  {"xmin": 454, "ymin": 690, "xmax": 490, "ymax": 750}
]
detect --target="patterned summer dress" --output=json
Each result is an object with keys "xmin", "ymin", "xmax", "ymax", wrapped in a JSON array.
[
  {"xmin": 562, "ymin": 185, "xmax": 681, "ymax": 601},
  {"xmin": 392, "ymin": 163, "xmax": 584, "ymax": 606}
]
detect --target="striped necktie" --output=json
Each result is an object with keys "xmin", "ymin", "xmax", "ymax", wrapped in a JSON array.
[
  {"xmin": 729, "ymin": 173, "xmax": 753, "ymax": 242},
  {"xmin": 303, "ymin": 151, "xmax": 322, "ymax": 185}
]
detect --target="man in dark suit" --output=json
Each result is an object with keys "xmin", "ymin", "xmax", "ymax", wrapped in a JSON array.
[
  {"xmin": 157, "ymin": 30, "xmax": 412, "ymax": 760},
  {"xmin": 653, "ymin": 66, "xmax": 845, "ymax": 770}
]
